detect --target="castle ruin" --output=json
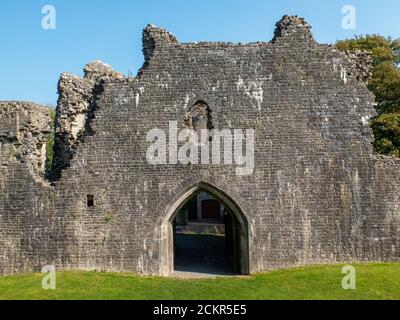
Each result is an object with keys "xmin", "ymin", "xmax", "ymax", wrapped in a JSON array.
[{"xmin": 0, "ymin": 16, "xmax": 399, "ymax": 276}]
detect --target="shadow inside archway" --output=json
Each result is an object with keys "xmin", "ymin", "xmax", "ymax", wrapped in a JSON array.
[
  {"xmin": 174, "ymin": 233, "xmax": 237, "ymax": 276},
  {"xmin": 171, "ymin": 189, "xmax": 244, "ymax": 277}
]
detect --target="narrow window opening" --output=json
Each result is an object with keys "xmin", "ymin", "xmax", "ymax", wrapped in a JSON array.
[{"xmin": 87, "ymin": 195, "xmax": 94, "ymax": 207}]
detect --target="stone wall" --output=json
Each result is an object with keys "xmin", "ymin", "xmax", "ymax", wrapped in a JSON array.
[
  {"xmin": 0, "ymin": 15, "xmax": 399, "ymax": 276},
  {"xmin": 0, "ymin": 102, "xmax": 51, "ymax": 178},
  {"xmin": 0, "ymin": 102, "xmax": 54, "ymax": 275},
  {"xmin": 52, "ymin": 61, "xmax": 124, "ymax": 177},
  {"xmin": 370, "ymin": 155, "xmax": 400, "ymax": 259}
]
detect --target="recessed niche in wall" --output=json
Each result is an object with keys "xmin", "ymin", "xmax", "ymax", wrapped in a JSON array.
[{"xmin": 87, "ymin": 195, "xmax": 94, "ymax": 207}]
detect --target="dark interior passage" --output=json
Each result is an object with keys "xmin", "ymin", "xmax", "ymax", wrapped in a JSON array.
[
  {"xmin": 172, "ymin": 190, "xmax": 243, "ymax": 275},
  {"xmin": 174, "ymin": 234, "xmax": 235, "ymax": 275}
]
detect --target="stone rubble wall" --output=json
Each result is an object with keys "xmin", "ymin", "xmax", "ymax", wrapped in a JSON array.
[
  {"xmin": 52, "ymin": 61, "xmax": 125, "ymax": 176},
  {"xmin": 0, "ymin": 102, "xmax": 55, "ymax": 275},
  {"xmin": 342, "ymin": 50, "xmax": 373, "ymax": 84},
  {"xmin": 371, "ymin": 155, "xmax": 400, "ymax": 259},
  {"xmin": 0, "ymin": 102, "xmax": 51, "ymax": 178}
]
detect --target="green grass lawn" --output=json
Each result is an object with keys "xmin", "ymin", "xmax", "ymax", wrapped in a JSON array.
[{"xmin": 0, "ymin": 263, "xmax": 399, "ymax": 300}]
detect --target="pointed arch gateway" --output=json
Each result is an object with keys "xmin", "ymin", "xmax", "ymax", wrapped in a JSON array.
[{"xmin": 160, "ymin": 182, "xmax": 250, "ymax": 276}]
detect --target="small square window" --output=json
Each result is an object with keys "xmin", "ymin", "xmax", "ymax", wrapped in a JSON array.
[{"xmin": 87, "ymin": 195, "xmax": 94, "ymax": 207}]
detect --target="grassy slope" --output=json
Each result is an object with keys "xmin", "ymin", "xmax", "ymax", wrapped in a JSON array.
[{"xmin": 0, "ymin": 263, "xmax": 399, "ymax": 300}]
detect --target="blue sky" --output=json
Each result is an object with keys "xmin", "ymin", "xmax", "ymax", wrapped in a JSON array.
[{"xmin": 1, "ymin": 0, "xmax": 400, "ymax": 105}]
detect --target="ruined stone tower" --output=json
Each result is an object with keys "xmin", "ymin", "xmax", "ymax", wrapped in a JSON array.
[{"xmin": 0, "ymin": 16, "xmax": 399, "ymax": 276}]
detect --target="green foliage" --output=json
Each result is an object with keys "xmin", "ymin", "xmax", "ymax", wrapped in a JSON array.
[
  {"xmin": 105, "ymin": 212, "xmax": 113, "ymax": 223},
  {"xmin": 371, "ymin": 112, "xmax": 400, "ymax": 157},
  {"xmin": 46, "ymin": 108, "xmax": 56, "ymax": 172},
  {"xmin": 0, "ymin": 264, "xmax": 399, "ymax": 300},
  {"xmin": 336, "ymin": 35, "xmax": 400, "ymax": 156}
]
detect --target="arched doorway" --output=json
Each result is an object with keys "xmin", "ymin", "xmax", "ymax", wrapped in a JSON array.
[{"xmin": 160, "ymin": 182, "xmax": 249, "ymax": 276}]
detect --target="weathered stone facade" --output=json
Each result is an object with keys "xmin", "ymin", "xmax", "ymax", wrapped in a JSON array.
[{"xmin": 0, "ymin": 15, "xmax": 399, "ymax": 276}]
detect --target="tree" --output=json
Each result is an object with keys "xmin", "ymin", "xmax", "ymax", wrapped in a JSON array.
[{"xmin": 336, "ymin": 35, "xmax": 400, "ymax": 156}]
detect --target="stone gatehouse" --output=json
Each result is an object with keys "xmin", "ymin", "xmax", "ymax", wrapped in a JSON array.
[{"xmin": 1, "ymin": 15, "xmax": 399, "ymax": 276}]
